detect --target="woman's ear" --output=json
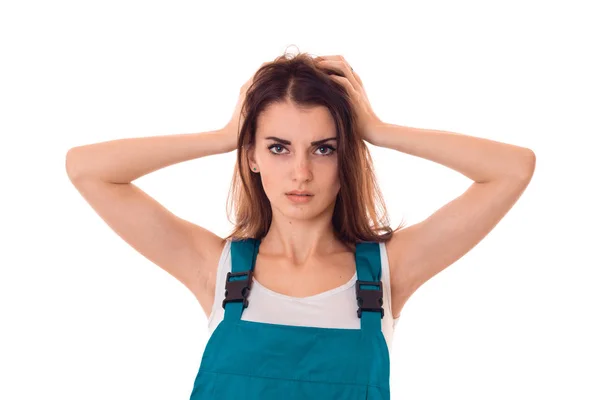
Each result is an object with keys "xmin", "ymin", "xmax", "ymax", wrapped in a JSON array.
[{"xmin": 247, "ymin": 143, "xmax": 258, "ymax": 172}]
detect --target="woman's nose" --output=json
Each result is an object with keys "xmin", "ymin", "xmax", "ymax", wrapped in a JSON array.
[{"xmin": 292, "ymin": 158, "xmax": 313, "ymax": 181}]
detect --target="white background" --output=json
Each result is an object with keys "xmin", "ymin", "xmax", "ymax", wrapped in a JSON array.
[{"xmin": 1, "ymin": 0, "xmax": 598, "ymax": 399}]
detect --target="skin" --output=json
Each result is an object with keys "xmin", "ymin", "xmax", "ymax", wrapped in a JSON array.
[
  {"xmin": 247, "ymin": 99, "xmax": 353, "ymax": 278},
  {"xmin": 230, "ymin": 56, "xmax": 535, "ymax": 312},
  {"xmin": 65, "ymin": 56, "xmax": 535, "ymax": 326}
]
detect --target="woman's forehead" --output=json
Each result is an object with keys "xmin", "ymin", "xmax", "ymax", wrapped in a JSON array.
[{"xmin": 257, "ymin": 105, "xmax": 336, "ymax": 142}]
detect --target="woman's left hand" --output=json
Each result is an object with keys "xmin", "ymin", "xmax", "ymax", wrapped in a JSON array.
[{"xmin": 316, "ymin": 55, "xmax": 383, "ymax": 145}]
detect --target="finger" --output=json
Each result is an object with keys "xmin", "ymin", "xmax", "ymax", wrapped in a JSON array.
[
  {"xmin": 329, "ymin": 74, "xmax": 357, "ymax": 97},
  {"xmin": 317, "ymin": 59, "xmax": 359, "ymax": 91},
  {"xmin": 337, "ymin": 56, "xmax": 363, "ymax": 87},
  {"xmin": 317, "ymin": 55, "xmax": 342, "ymax": 61},
  {"xmin": 317, "ymin": 55, "xmax": 355, "ymax": 75},
  {"xmin": 316, "ymin": 58, "xmax": 352, "ymax": 77}
]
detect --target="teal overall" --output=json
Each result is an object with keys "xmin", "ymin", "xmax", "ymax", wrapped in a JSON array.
[{"xmin": 189, "ymin": 238, "xmax": 391, "ymax": 399}]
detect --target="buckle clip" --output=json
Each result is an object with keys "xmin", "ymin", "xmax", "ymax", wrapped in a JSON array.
[
  {"xmin": 222, "ymin": 270, "xmax": 253, "ymax": 309},
  {"xmin": 356, "ymin": 280, "xmax": 384, "ymax": 318}
]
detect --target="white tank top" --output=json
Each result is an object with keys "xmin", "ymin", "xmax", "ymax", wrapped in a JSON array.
[{"xmin": 207, "ymin": 239, "xmax": 400, "ymax": 353}]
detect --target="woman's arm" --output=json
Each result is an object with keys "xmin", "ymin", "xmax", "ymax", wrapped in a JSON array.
[
  {"xmin": 369, "ymin": 122, "xmax": 535, "ymax": 315},
  {"xmin": 65, "ymin": 128, "xmax": 234, "ymax": 183},
  {"xmin": 64, "ymin": 128, "xmax": 236, "ymax": 317}
]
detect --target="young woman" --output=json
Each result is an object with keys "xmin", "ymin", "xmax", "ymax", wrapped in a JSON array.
[{"xmin": 66, "ymin": 52, "xmax": 535, "ymax": 399}]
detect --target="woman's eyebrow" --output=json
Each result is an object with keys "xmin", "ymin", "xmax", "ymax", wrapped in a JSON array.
[{"xmin": 264, "ymin": 136, "xmax": 337, "ymax": 146}]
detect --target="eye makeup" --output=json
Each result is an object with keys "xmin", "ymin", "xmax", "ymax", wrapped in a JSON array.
[{"xmin": 267, "ymin": 144, "xmax": 337, "ymax": 156}]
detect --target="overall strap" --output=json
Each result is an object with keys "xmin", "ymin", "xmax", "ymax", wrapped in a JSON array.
[
  {"xmin": 221, "ymin": 238, "xmax": 385, "ymax": 334},
  {"xmin": 223, "ymin": 238, "xmax": 259, "ymax": 322},
  {"xmin": 355, "ymin": 241, "xmax": 384, "ymax": 333}
]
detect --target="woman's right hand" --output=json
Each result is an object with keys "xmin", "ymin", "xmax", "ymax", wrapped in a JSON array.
[{"xmin": 221, "ymin": 62, "xmax": 268, "ymax": 152}]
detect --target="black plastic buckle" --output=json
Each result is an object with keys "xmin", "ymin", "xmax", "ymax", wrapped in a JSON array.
[
  {"xmin": 356, "ymin": 280, "xmax": 384, "ymax": 318},
  {"xmin": 222, "ymin": 270, "xmax": 254, "ymax": 309}
]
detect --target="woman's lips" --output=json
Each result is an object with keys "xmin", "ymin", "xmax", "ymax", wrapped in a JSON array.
[{"xmin": 286, "ymin": 194, "xmax": 314, "ymax": 203}]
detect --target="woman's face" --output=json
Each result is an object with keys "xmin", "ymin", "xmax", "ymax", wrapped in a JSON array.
[{"xmin": 249, "ymin": 100, "xmax": 341, "ymax": 220}]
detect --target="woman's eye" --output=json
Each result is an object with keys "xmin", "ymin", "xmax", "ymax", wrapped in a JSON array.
[
  {"xmin": 268, "ymin": 144, "xmax": 287, "ymax": 154},
  {"xmin": 267, "ymin": 144, "xmax": 336, "ymax": 156},
  {"xmin": 317, "ymin": 145, "xmax": 336, "ymax": 155}
]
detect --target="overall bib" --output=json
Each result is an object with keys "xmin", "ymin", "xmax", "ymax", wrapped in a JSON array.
[{"xmin": 189, "ymin": 238, "xmax": 391, "ymax": 399}]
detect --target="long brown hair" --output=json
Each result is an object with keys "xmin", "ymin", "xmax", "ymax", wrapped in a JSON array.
[{"xmin": 224, "ymin": 51, "xmax": 406, "ymax": 248}]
